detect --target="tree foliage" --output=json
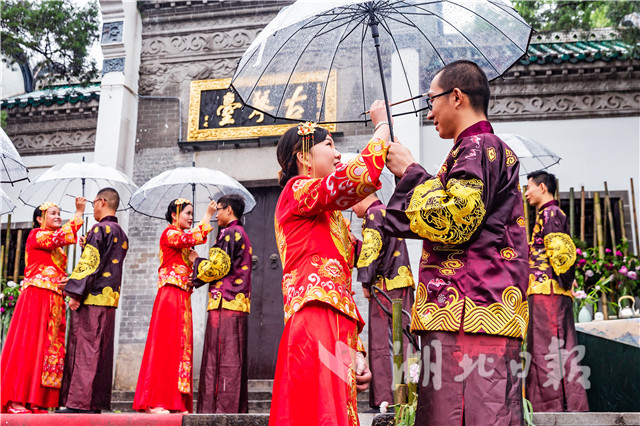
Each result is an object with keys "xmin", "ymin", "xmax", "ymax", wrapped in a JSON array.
[
  {"xmin": 513, "ymin": 1, "xmax": 640, "ymax": 48},
  {"xmin": 1, "ymin": 0, "xmax": 100, "ymax": 87}
]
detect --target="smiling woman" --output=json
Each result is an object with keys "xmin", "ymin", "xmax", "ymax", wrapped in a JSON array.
[{"xmin": 0, "ymin": 198, "xmax": 85, "ymax": 414}]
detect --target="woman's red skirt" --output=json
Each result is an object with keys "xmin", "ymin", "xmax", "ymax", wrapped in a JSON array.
[
  {"xmin": 133, "ymin": 285, "xmax": 193, "ymax": 412},
  {"xmin": 1, "ymin": 286, "xmax": 66, "ymax": 412},
  {"xmin": 269, "ymin": 302, "xmax": 361, "ymax": 426}
]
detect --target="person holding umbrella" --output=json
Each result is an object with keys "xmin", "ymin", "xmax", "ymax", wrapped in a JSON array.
[
  {"xmin": 1, "ymin": 198, "xmax": 86, "ymax": 414},
  {"xmin": 384, "ymin": 60, "xmax": 530, "ymax": 425},
  {"xmin": 269, "ymin": 101, "xmax": 392, "ymax": 425},
  {"xmin": 59, "ymin": 188, "xmax": 129, "ymax": 413},
  {"xmin": 133, "ymin": 198, "xmax": 216, "ymax": 414}
]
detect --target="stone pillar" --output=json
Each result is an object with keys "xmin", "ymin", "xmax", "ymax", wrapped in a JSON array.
[{"xmin": 96, "ymin": 0, "xmax": 142, "ymax": 388}]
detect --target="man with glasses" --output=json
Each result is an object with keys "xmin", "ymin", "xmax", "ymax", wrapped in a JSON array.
[
  {"xmin": 384, "ymin": 60, "xmax": 530, "ymax": 425},
  {"xmin": 58, "ymin": 187, "xmax": 129, "ymax": 413},
  {"xmin": 188, "ymin": 193, "xmax": 252, "ymax": 414}
]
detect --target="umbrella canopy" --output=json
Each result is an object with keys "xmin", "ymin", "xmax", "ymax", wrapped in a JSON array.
[
  {"xmin": 0, "ymin": 127, "xmax": 29, "ymax": 184},
  {"xmin": 18, "ymin": 162, "xmax": 138, "ymax": 213},
  {"xmin": 128, "ymin": 167, "xmax": 256, "ymax": 220},
  {"xmin": 499, "ymin": 133, "xmax": 561, "ymax": 176},
  {"xmin": 1, "ymin": 189, "xmax": 16, "ymax": 215},
  {"xmin": 231, "ymin": 0, "xmax": 532, "ymax": 124}
]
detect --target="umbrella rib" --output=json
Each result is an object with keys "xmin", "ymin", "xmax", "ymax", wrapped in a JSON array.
[
  {"xmin": 384, "ymin": 3, "xmax": 447, "ymax": 68},
  {"xmin": 273, "ymin": 17, "xmax": 335, "ymax": 120},
  {"xmin": 235, "ymin": 12, "xmax": 330, "ymax": 119},
  {"xmin": 319, "ymin": 14, "xmax": 368, "ymax": 123},
  {"xmin": 377, "ymin": 13, "xmax": 419, "ymax": 114},
  {"xmin": 405, "ymin": 1, "xmax": 502, "ymax": 77},
  {"xmin": 359, "ymin": 17, "xmax": 368, "ymax": 121}
]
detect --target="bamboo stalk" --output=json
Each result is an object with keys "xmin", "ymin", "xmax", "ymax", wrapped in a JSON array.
[
  {"xmin": 580, "ymin": 186, "xmax": 586, "ymax": 243},
  {"xmin": 523, "ymin": 186, "xmax": 530, "ymax": 242},
  {"xmin": 0, "ymin": 245, "xmax": 4, "ymax": 284},
  {"xmin": 603, "ymin": 191, "xmax": 609, "ymax": 250},
  {"xmin": 3, "ymin": 214, "xmax": 11, "ymax": 280},
  {"xmin": 594, "ymin": 192, "xmax": 608, "ymax": 320},
  {"xmin": 555, "ymin": 178, "xmax": 560, "ymax": 200},
  {"xmin": 604, "ymin": 182, "xmax": 616, "ymax": 249},
  {"xmin": 593, "ymin": 205, "xmax": 597, "ymax": 248},
  {"xmin": 631, "ymin": 178, "xmax": 640, "ymax": 256},
  {"xmin": 12, "ymin": 230, "xmax": 22, "ymax": 282},
  {"xmin": 392, "ymin": 299, "xmax": 406, "ymax": 405},
  {"xmin": 619, "ymin": 199, "xmax": 627, "ymax": 256},
  {"xmin": 569, "ymin": 187, "xmax": 575, "ymax": 238}
]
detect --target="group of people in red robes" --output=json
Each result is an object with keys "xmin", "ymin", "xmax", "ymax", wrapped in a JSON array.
[
  {"xmin": 1, "ymin": 58, "xmax": 590, "ymax": 424},
  {"xmin": 133, "ymin": 193, "xmax": 253, "ymax": 414},
  {"xmin": 1, "ymin": 187, "xmax": 129, "ymax": 414}
]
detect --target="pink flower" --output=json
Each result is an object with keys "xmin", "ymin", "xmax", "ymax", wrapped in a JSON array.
[
  {"xmin": 574, "ymin": 290, "xmax": 588, "ymax": 299},
  {"xmin": 0, "ymin": 307, "xmax": 4, "ymax": 313},
  {"xmin": 576, "ymin": 248, "xmax": 583, "ymax": 256},
  {"xmin": 605, "ymin": 248, "xmax": 612, "ymax": 254},
  {"xmin": 8, "ymin": 296, "xmax": 13, "ymax": 301},
  {"xmin": 619, "ymin": 266, "xmax": 629, "ymax": 275},
  {"xmin": 578, "ymin": 258, "xmax": 587, "ymax": 267},
  {"xmin": 616, "ymin": 251, "xmax": 623, "ymax": 257},
  {"xmin": 592, "ymin": 259, "xmax": 597, "ymax": 264},
  {"xmin": 604, "ymin": 263, "xmax": 613, "ymax": 270},
  {"xmin": 628, "ymin": 271, "xmax": 638, "ymax": 280}
]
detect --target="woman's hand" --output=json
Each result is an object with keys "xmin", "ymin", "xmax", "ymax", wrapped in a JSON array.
[
  {"xmin": 75, "ymin": 197, "xmax": 87, "ymax": 217},
  {"xmin": 188, "ymin": 248, "xmax": 199, "ymax": 264},
  {"xmin": 369, "ymin": 100, "xmax": 393, "ymax": 142},
  {"xmin": 79, "ymin": 235, "xmax": 86, "ymax": 249},
  {"xmin": 355, "ymin": 352, "xmax": 372, "ymax": 392},
  {"xmin": 202, "ymin": 200, "xmax": 217, "ymax": 223},
  {"xmin": 58, "ymin": 276, "xmax": 69, "ymax": 291},
  {"xmin": 68, "ymin": 297, "xmax": 80, "ymax": 311}
]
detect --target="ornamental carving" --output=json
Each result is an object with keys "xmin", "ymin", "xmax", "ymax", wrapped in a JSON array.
[
  {"xmin": 138, "ymin": 60, "xmax": 238, "ymax": 95},
  {"xmin": 142, "ymin": 30, "xmax": 260, "ymax": 57},
  {"xmin": 12, "ymin": 130, "xmax": 96, "ymax": 155}
]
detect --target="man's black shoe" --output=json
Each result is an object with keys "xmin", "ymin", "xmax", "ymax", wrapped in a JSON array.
[{"xmin": 56, "ymin": 407, "xmax": 100, "ymax": 414}]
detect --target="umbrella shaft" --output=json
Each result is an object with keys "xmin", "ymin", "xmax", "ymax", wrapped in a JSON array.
[{"xmin": 368, "ymin": 14, "xmax": 395, "ymax": 144}]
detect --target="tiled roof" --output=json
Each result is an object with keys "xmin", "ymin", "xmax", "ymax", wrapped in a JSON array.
[
  {"xmin": 522, "ymin": 40, "xmax": 636, "ymax": 65},
  {"xmin": 1, "ymin": 84, "xmax": 100, "ymax": 109}
]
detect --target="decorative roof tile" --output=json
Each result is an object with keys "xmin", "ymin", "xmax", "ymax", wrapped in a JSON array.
[
  {"xmin": 1, "ymin": 84, "xmax": 100, "ymax": 109},
  {"xmin": 522, "ymin": 40, "xmax": 636, "ymax": 65}
]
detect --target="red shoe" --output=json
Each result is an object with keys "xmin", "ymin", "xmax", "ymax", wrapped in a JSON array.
[
  {"xmin": 31, "ymin": 407, "xmax": 50, "ymax": 414},
  {"xmin": 8, "ymin": 407, "xmax": 32, "ymax": 414}
]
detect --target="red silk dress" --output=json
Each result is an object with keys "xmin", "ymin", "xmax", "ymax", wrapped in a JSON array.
[
  {"xmin": 0, "ymin": 217, "xmax": 82, "ymax": 412},
  {"xmin": 133, "ymin": 222, "xmax": 212, "ymax": 413},
  {"xmin": 270, "ymin": 137, "xmax": 387, "ymax": 426}
]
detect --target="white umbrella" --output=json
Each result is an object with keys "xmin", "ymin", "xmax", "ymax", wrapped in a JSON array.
[
  {"xmin": 0, "ymin": 127, "xmax": 29, "ymax": 184},
  {"xmin": 499, "ymin": 133, "xmax": 561, "ymax": 176},
  {"xmin": 129, "ymin": 166, "xmax": 256, "ymax": 219},
  {"xmin": 1, "ymin": 189, "xmax": 16, "ymax": 215},
  {"xmin": 18, "ymin": 161, "xmax": 138, "ymax": 213}
]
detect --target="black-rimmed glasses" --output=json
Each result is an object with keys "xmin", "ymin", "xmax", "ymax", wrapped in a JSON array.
[{"xmin": 426, "ymin": 89, "xmax": 454, "ymax": 111}]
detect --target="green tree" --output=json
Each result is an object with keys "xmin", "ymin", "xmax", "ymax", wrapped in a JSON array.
[
  {"xmin": 1, "ymin": 0, "xmax": 100, "ymax": 87},
  {"xmin": 513, "ymin": 0, "xmax": 640, "ymax": 49}
]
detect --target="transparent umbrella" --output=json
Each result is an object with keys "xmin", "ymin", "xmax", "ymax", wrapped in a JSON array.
[
  {"xmin": 18, "ymin": 161, "xmax": 138, "ymax": 214},
  {"xmin": 128, "ymin": 166, "xmax": 256, "ymax": 219},
  {"xmin": 231, "ymin": 0, "xmax": 532, "ymax": 143},
  {"xmin": 499, "ymin": 133, "xmax": 561, "ymax": 176},
  {"xmin": 1, "ymin": 189, "xmax": 16, "ymax": 215},
  {"xmin": 1, "ymin": 127, "xmax": 29, "ymax": 184}
]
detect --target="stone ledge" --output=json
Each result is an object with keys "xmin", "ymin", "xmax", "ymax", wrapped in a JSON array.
[
  {"xmin": 371, "ymin": 412, "xmax": 640, "ymax": 426},
  {"xmin": 183, "ymin": 414, "xmax": 269, "ymax": 426}
]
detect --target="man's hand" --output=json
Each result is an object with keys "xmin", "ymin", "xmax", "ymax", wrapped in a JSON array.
[
  {"xmin": 362, "ymin": 287, "xmax": 371, "ymax": 300},
  {"xmin": 355, "ymin": 352, "xmax": 372, "ymax": 392},
  {"xmin": 188, "ymin": 248, "xmax": 199, "ymax": 264},
  {"xmin": 68, "ymin": 297, "xmax": 80, "ymax": 311},
  {"xmin": 386, "ymin": 138, "xmax": 415, "ymax": 177},
  {"xmin": 186, "ymin": 276, "xmax": 194, "ymax": 288},
  {"xmin": 79, "ymin": 235, "xmax": 86, "ymax": 249},
  {"xmin": 57, "ymin": 276, "xmax": 69, "ymax": 291}
]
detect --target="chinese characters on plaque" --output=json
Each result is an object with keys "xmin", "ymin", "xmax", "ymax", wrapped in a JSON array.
[{"xmin": 187, "ymin": 75, "xmax": 337, "ymax": 142}]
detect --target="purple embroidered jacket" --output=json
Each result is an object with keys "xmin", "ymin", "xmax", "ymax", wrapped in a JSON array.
[
  {"xmin": 356, "ymin": 200, "xmax": 415, "ymax": 291},
  {"xmin": 193, "ymin": 220, "xmax": 252, "ymax": 313},
  {"xmin": 383, "ymin": 121, "xmax": 529, "ymax": 339},
  {"xmin": 527, "ymin": 200, "xmax": 576, "ymax": 297}
]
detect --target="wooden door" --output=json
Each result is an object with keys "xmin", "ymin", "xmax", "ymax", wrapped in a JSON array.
[{"xmin": 243, "ymin": 185, "xmax": 285, "ymax": 379}]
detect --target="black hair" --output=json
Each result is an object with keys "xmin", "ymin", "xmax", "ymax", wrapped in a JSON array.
[
  {"xmin": 32, "ymin": 206, "xmax": 43, "ymax": 228},
  {"xmin": 276, "ymin": 124, "xmax": 330, "ymax": 187},
  {"xmin": 218, "ymin": 194, "xmax": 245, "ymax": 221},
  {"xmin": 165, "ymin": 199, "xmax": 192, "ymax": 223},
  {"xmin": 527, "ymin": 170, "xmax": 557, "ymax": 196},
  {"xmin": 435, "ymin": 60, "xmax": 490, "ymax": 116},
  {"xmin": 96, "ymin": 187, "xmax": 120, "ymax": 211}
]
